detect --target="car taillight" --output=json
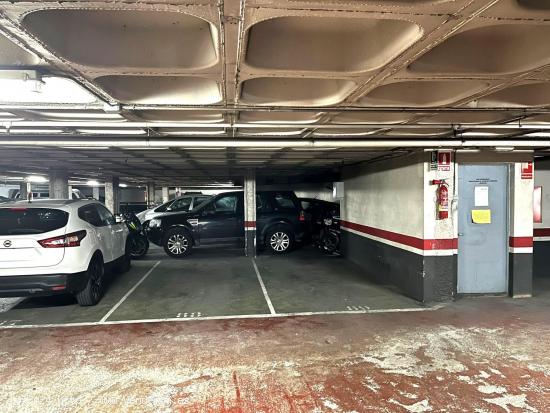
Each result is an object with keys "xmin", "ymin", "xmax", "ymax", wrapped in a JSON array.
[
  {"xmin": 299, "ymin": 210, "xmax": 306, "ymax": 222},
  {"xmin": 39, "ymin": 230, "xmax": 87, "ymax": 248}
]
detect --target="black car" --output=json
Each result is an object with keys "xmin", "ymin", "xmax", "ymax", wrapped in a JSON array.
[
  {"xmin": 300, "ymin": 198, "xmax": 340, "ymax": 239},
  {"xmin": 147, "ymin": 190, "xmax": 305, "ymax": 257}
]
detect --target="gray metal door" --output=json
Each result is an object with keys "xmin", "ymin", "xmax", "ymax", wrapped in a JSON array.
[{"xmin": 457, "ymin": 165, "xmax": 508, "ymax": 293}]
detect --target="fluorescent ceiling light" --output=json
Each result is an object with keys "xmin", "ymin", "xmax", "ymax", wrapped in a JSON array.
[
  {"xmin": 119, "ymin": 183, "xmax": 128, "ymax": 188},
  {"xmin": 60, "ymin": 146, "xmax": 110, "ymax": 150},
  {"xmin": 460, "ymin": 132, "xmax": 503, "ymax": 137},
  {"xmin": 36, "ymin": 111, "xmax": 123, "ymax": 120},
  {"xmin": 160, "ymin": 130, "xmax": 226, "ymax": 136},
  {"xmin": 77, "ymin": 129, "xmax": 145, "ymax": 135},
  {"xmin": 0, "ymin": 75, "xmax": 98, "ymax": 104},
  {"xmin": 87, "ymin": 180, "xmax": 100, "ymax": 186},
  {"xmin": 26, "ymin": 175, "xmax": 48, "ymax": 183},
  {"xmin": 495, "ymin": 146, "xmax": 515, "ymax": 152},
  {"xmin": 523, "ymin": 132, "xmax": 550, "ymax": 138},
  {"xmin": 122, "ymin": 147, "xmax": 169, "ymax": 150},
  {"xmin": 2, "ymin": 129, "xmax": 64, "ymax": 134}
]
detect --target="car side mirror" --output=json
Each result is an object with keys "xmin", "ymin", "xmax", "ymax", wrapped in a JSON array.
[{"xmin": 115, "ymin": 214, "xmax": 123, "ymax": 223}]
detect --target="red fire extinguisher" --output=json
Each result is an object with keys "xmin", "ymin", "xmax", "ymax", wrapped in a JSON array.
[{"xmin": 432, "ymin": 179, "xmax": 449, "ymax": 220}]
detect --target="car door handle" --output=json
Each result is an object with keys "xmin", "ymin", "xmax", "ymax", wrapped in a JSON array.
[{"xmin": 458, "ymin": 233, "xmax": 465, "ymax": 236}]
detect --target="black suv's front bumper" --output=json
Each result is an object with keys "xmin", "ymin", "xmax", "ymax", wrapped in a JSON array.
[
  {"xmin": 146, "ymin": 227, "xmax": 164, "ymax": 246},
  {"xmin": 0, "ymin": 272, "xmax": 88, "ymax": 297}
]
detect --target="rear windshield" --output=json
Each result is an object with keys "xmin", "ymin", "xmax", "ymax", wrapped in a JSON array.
[
  {"xmin": 272, "ymin": 193, "xmax": 298, "ymax": 210},
  {"xmin": 0, "ymin": 208, "xmax": 69, "ymax": 235}
]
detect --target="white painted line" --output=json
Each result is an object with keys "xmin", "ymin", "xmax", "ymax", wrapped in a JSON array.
[
  {"xmin": 0, "ymin": 303, "xmax": 447, "ymax": 330},
  {"xmin": 99, "ymin": 260, "xmax": 161, "ymax": 323},
  {"xmin": 252, "ymin": 259, "xmax": 276, "ymax": 315}
]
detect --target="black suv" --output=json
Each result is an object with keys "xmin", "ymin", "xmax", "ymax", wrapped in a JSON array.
[{"xmin": 147, "ymin": 190, "xmax": 305, "ymax": 258}]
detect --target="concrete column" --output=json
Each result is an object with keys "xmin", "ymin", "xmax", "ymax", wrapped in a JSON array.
[
  {"xmin": 146, "ymin": 182, "xmax": 156, "ymax": 207},
  {"xmin": 48, "ymin": 170, "xmax": 69, "ymax": 199},
  {"xmin": 19, "ymin": 181, "xmax": 29, "ymax": 200},
  {"xmin": 92, "ymin": 186, "xmax": 100, "ymax": 200},
  {"xmin": 244, "ymin": 170, "xmax": 256, "ymax": 257},
  {"xmin": 162, "ymin": 186, "xmax": 170, "ymax": 203},
  {"xmin": 105, "ymin": 177, "xmax": 120, "ymax": 214},
  {"xmin": 509, "ymin": 160, "xmax": 534, "ymax": 298}
]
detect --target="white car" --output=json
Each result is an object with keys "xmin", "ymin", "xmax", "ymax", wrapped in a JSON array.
[
  {"xmin": 0, "ymin": 199, "xmax": 130, "ymax": 306},
  {"xmin": 136, "ymin": 194, "xmax": 211, "ymax": 224}
]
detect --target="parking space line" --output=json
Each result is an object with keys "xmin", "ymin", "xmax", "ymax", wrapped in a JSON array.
[
  {"xmin": 0, "ymin": 304, "xmax": 447, "ymax": 329},
  {"xmin": 252, "ymin": 259, "xmax": 276, "ymax": 315},
  {"xmin": 99, "ymin": 260, "xmax": 162, "ymax": 323}
]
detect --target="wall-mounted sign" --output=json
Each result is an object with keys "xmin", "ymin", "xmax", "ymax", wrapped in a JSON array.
[
  {"xmin": 474, "ymin": 185, "xmax": 489, "ymax": 207},
  {"xmin": 437, "ymin": 150, "xmax": 452, "ymax": 172},
  {"xmin": 472, "ymin": 209, "xmax": 491, "ymax": 224},
  {"xmin": 521, "ymin": 162, "xmax": 533, "ymax": 179},
  {"xmin": 534, "ymin": 186, "xmax": 542, "ymax": 223},
  {"xmin": 429, "ymin": 152, "xmax": 438, "ymax": 171}
]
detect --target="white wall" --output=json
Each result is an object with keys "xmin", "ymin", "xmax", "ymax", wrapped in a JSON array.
[
  {"xmin": 342, "ymin": 152, "xmax": 424, "ymax": 239},
  {"xmin": 534, "ymin": 160, "xmax": 550, "ymax": 233},
  {"xmin": 259, "ymin": 183, "xmax": 335, "ymax": 202}
]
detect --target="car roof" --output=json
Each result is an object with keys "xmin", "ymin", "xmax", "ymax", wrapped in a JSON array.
[{"xmin": 0, "ymin": 199, "xmax": 99, "ymax": 210}]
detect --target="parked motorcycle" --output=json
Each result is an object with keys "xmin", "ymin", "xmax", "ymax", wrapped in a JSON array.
[
  {"xmin": 317, "ymin": 215, "xmax": 341, "ymax": 254},
  {"xmin": 122, "ymin": 212, "xmax": 149, "ymax": 259}
]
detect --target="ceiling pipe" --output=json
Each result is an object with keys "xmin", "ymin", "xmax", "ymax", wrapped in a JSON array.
[
  {"xmin": 1, "ymin": 121, "xmax": 550, "ymax": 130},
  {"xmin": 0, "ymin": 138, "xmax": 547, "ymax": 148},
  {"xmin": 0, "ymin": 102, "xmax": 550, "ymax": 114}
]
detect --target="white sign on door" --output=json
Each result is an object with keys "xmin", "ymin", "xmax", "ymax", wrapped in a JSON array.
[{"xmin": 474, "ymin": 185, "xmax": 489, "ymax": 207}]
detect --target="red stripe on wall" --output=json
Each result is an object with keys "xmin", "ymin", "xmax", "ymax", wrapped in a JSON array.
[
  {"xmin": 509, "ymin": 236, "xmax": 533, "ymax": 248},
  {"xmin": 341, "ymin": 220, "xmax": 456, "ymax": 251},
  {"xmin": 244, "ymin": 221, "xmax": 256, "ymax": 228},
  {"xmin": 534, "ymin": 228, "xmax": 550, "ymax": 237}
]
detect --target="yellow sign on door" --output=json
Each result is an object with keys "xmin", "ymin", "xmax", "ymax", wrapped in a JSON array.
[{"xmin": 472, "ymin": 209, "xmax": 491, "ymax": 224}]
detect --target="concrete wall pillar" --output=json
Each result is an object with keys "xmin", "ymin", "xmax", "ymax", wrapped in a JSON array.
[
  {"xmin": 105, "ymin": 177, "xmax": 120, "ymax": 214},
  {"xmin": 19, "ymin": 181, "xmax": 29, "ymax": 200},
  {"xmin": 509, "ymin": 160, "xmax": 534, "ymax": 298},
  {"xmin": 244, "ymin": 170, "xmax": 257, "ymax": 257},
  {"xmin": 48, "ymin": 170, "xmax": 69, "ymax": 199},
  {"xmin": 162, "ymin": 186, "xmax": 170, "ymax": 203},
  {"xmin": 92, "ymin": 186, "xmax": 100, "ymax": 200},
  {"xmin": 146, "ymin": 182, "xmax": 155, "ymax": 207}
]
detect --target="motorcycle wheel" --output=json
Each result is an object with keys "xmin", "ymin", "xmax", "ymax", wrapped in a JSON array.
[
  {"xmin": 321, "ymin": 232, "xmax": 340, "ymax": 254},
  {"xmin": 130, "ymin": 236, "xmax": 149, "ymax": 259}
]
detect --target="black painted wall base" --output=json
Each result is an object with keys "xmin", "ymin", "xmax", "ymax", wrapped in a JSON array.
[
  {"xmin": 509, "ymin": 252, "xmax": 533, "ymax": 297},
  {"xmin": 341, "ymin": 230, "xmax": 454, "ymax": 303},
  {"xmin": 245, "ymin": 229, "xmax": 256, "ymax": 257},
  {"xmin": 534, "ymin": 241, "xmax": 550, "ymax": 278}
]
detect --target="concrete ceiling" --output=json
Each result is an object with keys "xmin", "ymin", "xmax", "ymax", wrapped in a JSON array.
[{"xmin": 0, "ymin": 0, "xmax": 550, "ymax": 181}]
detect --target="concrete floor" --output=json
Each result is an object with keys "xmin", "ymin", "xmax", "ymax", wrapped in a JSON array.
[
  {"xmin": 0, "ymin": 245, "xmax": 423, "ymax": 327},
  {"xmin": 0, "ymin": 279, "xmax": 549, "ymax": 412},
  {"xmin": 1, "ymin": 248, "xmax": 549, "ymax": 412}
]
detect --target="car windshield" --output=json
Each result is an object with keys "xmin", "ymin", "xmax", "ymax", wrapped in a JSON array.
[
  {"xmin": 0, "ymin": 207, "xmax": 69, "ymax": 235},
  {"xmin": 154, "ymin": 200, "xmax": 174, "ymax": 213}
]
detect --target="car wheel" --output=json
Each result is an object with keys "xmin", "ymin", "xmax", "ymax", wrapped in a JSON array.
[
  {"xmin": 75, "ymin": 255, "xmax": 105, "ymax": 306},
  {"xmin": 163, "ymin": 228, "xmax": 193, "ymax": 258},
  {"xmin": 266, "ymin": 226, "xmax": 294, "ymax": 254}
]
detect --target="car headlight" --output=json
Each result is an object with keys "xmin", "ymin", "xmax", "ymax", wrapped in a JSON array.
[{"xmin": 148, "ymin": 218, "xmax": 161, "ymax": 228}]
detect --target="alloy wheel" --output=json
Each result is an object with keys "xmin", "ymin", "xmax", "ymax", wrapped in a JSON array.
[
  {"xmin": 270, "ymin": 232, "xmax": 290, "ymax": 252},
  {"xmin": 167, "ymin": 234, "xmax": 189, "ymax": 255},
  {"xmin": 89, "ymin": 259, "xmax": 103, "ymax": 300}
]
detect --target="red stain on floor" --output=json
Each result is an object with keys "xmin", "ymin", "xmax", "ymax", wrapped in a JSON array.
[{"xmin": 1, "ymin": 294, "xmax": 550, "ymax": 412}]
